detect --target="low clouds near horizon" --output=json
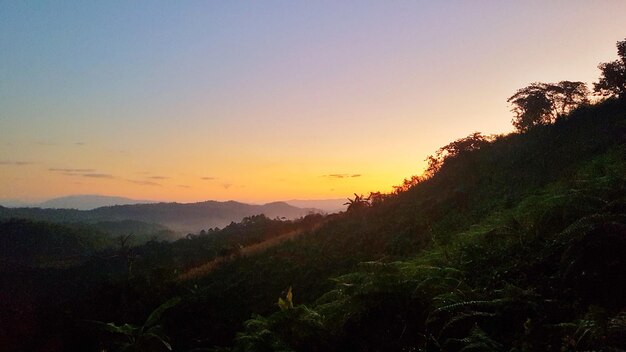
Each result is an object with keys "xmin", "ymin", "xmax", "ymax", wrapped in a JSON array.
[
  {"xmin": 49, "ymin": 168, "xmax": 96, "ymax": 173},
  {"xmin": 323, "ymin": 173, "xmax": 362, "ymax": 179},
  {"xmin": 82, "ymin": 173, "xmax": 115, "ymax": 179},
  {"xmin": 127, "ymin": 179, "xmax": 161, "ymax": 186}
]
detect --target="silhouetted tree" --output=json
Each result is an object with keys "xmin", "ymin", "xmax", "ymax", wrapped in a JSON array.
[
  {"xmin": 508, "ymin": 81, "xmax": 589, "ymax": 132},
  {"xmin": 594, "ymin": 38, "xmax": 626, "ymax": 100},
  {"xmin": 425, "ymin": 132, "xmax": 490, "ymax": 175},
  {"xmin": 393, "ymin": 175, "xmax": 425, "ymax": 193},
  {"xmin": 508, "ymin": 83, "xmax": 555, "ymax": 132},
  {"xmin": 344, "ymin": 193, "xmax": 370, "ymax": 212},
  {"xmin": 368, "ymin": 191, "xmax": 388, "ymax": 205},
  {"xmin": 551, "ymin": 81, "xmax": 590, "ymax": 115}
]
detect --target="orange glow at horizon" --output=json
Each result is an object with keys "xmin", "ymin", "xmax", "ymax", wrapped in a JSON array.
[{"xmin": 1, "ymin": 2, "xmax": 625, "ymax": 203}]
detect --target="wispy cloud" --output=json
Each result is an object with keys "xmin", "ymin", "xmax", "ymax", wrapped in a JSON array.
[
  {"xmin": 83, "ymin": 173, "xmax": 115, "ymax": 179},
  {"xmin": 178, "ymin": 185, "xmax": 191, "ymax": 188},
  {"xmin": 0, "ymin": 160, "xmax": 34, "ymax": 166},
  {"xmin": 201, "ymin": 176, "xmax": 216, "ymax": 180},
  {"xmin": 322, "ymin": 173, "xmax": 362, "ymax": 179},
  {"xmin": 148, "ymin": 176, "xmax": 170, "ymax": 180},
  {"xmin": 222, "ymin": 183, "xmax": 233, "ymax": 189},
  {"xmin": 325, "ymin": 174, "xmax": 349, "ymax": 179},
  {"xmin": 75, "ymin": 142, "xmax": 85, "ymax": 146},
  {"xmin": 127, "ymin": 179, "xmax": 161, "ymax": 186},
  {"xmin": 49, "ymin": 168, "xmax": 96, "ymax": 173}
]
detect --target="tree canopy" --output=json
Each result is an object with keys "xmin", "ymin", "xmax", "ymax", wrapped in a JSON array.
[
  {"xmin": 594, "ymin": 38, "xmax": 626, "ymax": 100},
  {"xmin": 508, "ymin": 81, "xmax": 589, "ymax": 132}
]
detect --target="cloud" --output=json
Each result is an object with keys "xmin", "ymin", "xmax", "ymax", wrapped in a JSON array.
[
  {"xmin": 75, "ymin": 142, "xmax": 85, "ymax": 146},
  {"xmin": 222, "ymin": 183, "xmax": 233, "ymax": 189},
  {"xmin": 148, "ymin": 176, "xmax": 170, "ymax": 180},
  {"xmin": 82, "ymin": 173, "xmax": 115, "ymax": 179},
  {"xmin": 127, "ymin": 179, "xmax": 161, "ymax": 186},
  {"xmin": 49, "ymin": 168, "xmax": 96, "ymax": 173},
  {"xmin": 322, "ymin": 173, "xmax": 363, "ymax": 179},
  {"xmin": 326, "ymin": 174, "xmax": 348, "ymax": 179},
  {"xmin": 201, "ymin": 177, "xmax": 216, "ymax": 180},
  {"xmin": 0, "ymin": 160, "xmax": 33, "ymax": 166},
  {"xmin": 178, "ymin": 185, "xmax": 191, "ymax": 188}
]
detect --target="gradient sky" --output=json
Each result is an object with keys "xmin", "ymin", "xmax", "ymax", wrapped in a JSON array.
[{"xmin": 1, "ymin": 1, "xmax": 625, "ymax": 203}]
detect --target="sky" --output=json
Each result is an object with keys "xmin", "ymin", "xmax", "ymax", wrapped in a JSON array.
[{"xmin": 1, "ymin": 1, "xmax": 625, "ymax": 203}]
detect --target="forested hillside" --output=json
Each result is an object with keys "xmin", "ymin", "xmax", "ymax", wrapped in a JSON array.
[{"xmin": 1, "ymin": 39, "xmax": 625, "ymax": 352}]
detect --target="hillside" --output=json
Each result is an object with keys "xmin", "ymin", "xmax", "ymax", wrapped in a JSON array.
[
  {"xmin": 0, "ymin": 200, "xmax": 319, "ymax": 234},
  {"xmin": 1, "ymin": 99, "xmax": 624, "ymax": 351},
  {"xmin": 158, "ymin": 99, "xmax": 626, "ymax": 351}
]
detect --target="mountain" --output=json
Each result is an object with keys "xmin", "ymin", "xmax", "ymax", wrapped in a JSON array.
[
  {"xmin": 35, "ymin": 195, "xmax": 154, "ymax": 210},
  {"xmin": 0, "ymin": 199, "xmax": 32, "ymax": 208},
  {"xmin": 285, "ymin": 199, "xmax": 346, "ymax": 213},
  {"xmin": 0, "ymin": 200, "xmax": 319, "ymax": 234}
]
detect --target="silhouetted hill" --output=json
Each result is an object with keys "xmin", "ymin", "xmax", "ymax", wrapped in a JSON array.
[
  {"xmin": 2, "ymin": 100, "xmax": 624, "ymax": 351},
  {"xmin": 0, "ymin": 200, "xmax": 319, "ymax": 234},
  {"xmin": 0, "ymin": 219, "xmax": 114, "ymax": 270},
  {"xmin": 36, "ymin": 195, "xmax": 155, "ymax": 210},
  {"xmin": 159, "ymin": 99, "xmax": 626, "ymax": 350}
]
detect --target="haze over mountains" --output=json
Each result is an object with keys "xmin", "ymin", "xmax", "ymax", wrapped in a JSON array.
[
  {"xmin": 0, "ymin": 195, "xmax": 152, "ymax": 210},
  {"xmin": 37, "ymin": 195, "xmax": 154, "ymax": 210},
  {"xmin": 0, "ymin": 199, "xmax": 323, "ymax": 234},
  {"xmin": 0, "ymin": 194, "xmax": 346, "ymax": 213}
]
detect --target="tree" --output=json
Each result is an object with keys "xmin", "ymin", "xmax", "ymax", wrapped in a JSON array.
[
  {"xmin": 344, "ymin": 193, "xmax": 370, "ymax": 212},
  {"xmin": 508, "ymin": 81, "xmax": 589, "ymax": 132},
  {"xmin": 594, "ymin": 38, "xmax": 626, "ymax": 100},
  {"xmin": 508, "ymin": 83, "xmax": 555, "ymax": 132},
  {"xmin": 551, "ymin": 81, "xmax": 590, "ymax": 115},
  {"xmin": 392, "ymin": 175, "xmax": 424, "ymax": 194},
  {"xmin": 425, "ymin": 132, "xmax": 491, "ymax": 175}
]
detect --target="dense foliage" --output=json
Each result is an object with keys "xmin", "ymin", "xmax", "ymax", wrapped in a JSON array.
[{"xmin": 595, "ymin": 38, "xmax": 626, "ymax": 100}]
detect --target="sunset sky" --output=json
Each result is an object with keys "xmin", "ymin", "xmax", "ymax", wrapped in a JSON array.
[{"xmin": 1, "ymin": 1, "xmax": 625, "ymax": 203}]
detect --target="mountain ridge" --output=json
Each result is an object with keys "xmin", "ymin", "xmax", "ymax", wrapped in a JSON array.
[{"xmin": 0, "ymin": 200, "xmax": 321, "ymax": 234}]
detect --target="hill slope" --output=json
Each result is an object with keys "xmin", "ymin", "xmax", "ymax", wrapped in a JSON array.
[
  {"xmin": 1, "ymin": 100, "xmax": 624, "ymax": 351},
  {"xmin": 162, "ymin": 99, "xmax": 626, "ymax": 350},
  {"xmin": 0, "ymin": 200, "xmax": 319, "ymax": 234}
]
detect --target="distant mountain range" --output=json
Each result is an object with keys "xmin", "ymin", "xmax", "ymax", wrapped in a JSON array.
[
  {"xmin": 0, "ymin": 200, "xmax": 321, "ymax": 234},
  {"xmin": 0, "ymin": 195, "xmax": 154, "ymax": 210},
  {"xmin": 0, "ymin": 195, "xmax": 347, "ymax": 213}
]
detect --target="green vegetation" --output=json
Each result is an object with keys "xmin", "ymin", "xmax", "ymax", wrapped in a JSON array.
[{"xmin": 1, "ymin": 38, "xmax": 625, "ymax": 351}]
